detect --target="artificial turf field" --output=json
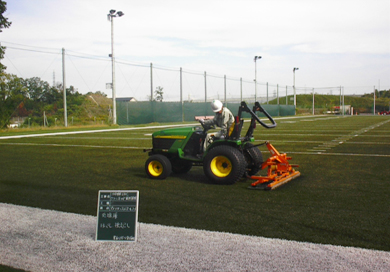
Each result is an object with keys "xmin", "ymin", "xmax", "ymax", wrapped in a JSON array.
[{"xmin": 0, "ymin": 115, "xmax": 389, "ymax": 253}]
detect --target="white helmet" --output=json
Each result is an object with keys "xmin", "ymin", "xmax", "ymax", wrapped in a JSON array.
[{"xmin": 211, "ymin": 100, "xmax": 223, "ymax": 112}]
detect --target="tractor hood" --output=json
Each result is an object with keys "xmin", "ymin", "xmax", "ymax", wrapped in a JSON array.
[{"xmin": 152, "ymin": 126, "xmax": 199, "ymax": 139}]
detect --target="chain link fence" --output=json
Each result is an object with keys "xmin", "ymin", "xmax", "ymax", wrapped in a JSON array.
[
  {"xmin": 3, "ymin": 43, "xmax": 387, "ymax": 125},
  {"xmin": 116, "ymin": 101, "xmax": 296, "ymax": 125}
]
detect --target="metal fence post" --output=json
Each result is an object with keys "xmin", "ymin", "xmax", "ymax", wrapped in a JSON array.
[
  {"xmin": 62, "ymin": 48, "xmax": 67, "ymax": 127},
  {"xmin": 180, "ymin": 67, "xmax": 183, "ymax": 121},
  {"xmin": 240, "ymin": 77, "xmax": 242, "ymax": 102},
  {"xmin": 224, "ymin": 75, "xmax": 227, "ymax": 106},
  {"xmin": 204, "ymin": 71, "xmax": 207, "ymax": 103},
  {"xmin": 150, "ymin": 63, "xmax": 153, "ymax": 101},
  {"xmin": 312, "ymin": 88, "xmax": 315, "ymax": 115},
  {"xmin": 286, "ymin": 85, "xmax": 288, "ymax": 105}
]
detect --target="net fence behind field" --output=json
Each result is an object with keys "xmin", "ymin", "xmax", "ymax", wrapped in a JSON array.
[
  {"xmin": 116, "ymin": 101, "xmax": 296, "ymax": 125},
  {"xmin": 3, "ymin": 43, "xmax": 382, "ymax": 104}
]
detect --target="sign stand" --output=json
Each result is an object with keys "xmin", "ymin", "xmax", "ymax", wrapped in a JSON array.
[{"xmin": 96, "ymin": 190, "xmax": 139, "ymax": 242}]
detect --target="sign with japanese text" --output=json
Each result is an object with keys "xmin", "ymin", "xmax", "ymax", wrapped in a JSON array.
[{"xmin": 96, "ymin": 190, "xmax": 139, "ymax": 242}]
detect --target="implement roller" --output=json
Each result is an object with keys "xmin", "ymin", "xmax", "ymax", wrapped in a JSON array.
[{"xmin": 248, "ymin": 141, "xmax": 300, "ymax": 190}]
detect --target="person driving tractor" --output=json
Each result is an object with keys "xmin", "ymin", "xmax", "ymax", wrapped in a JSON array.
[{"xmin": 199, "ymin": 100, "xmax": 234, "ymax": 149}]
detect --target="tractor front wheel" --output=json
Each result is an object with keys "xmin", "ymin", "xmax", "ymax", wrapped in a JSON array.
[
  {"xmin": 145, "ymin": 155, "xmax": 172, "ymax": 179},
  {"xmin": 203, "ymin": 146, "xmax": 246, "ymax": 185}
]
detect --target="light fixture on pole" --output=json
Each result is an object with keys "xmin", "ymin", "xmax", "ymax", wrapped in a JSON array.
[
  {"xmin": 254, "ymin": 56, "xmax": 261, "ymax": 102},
  {"xmin": 107, "ymin": 9, "xmax": 124, "ymax": 125},
  {"xmin": 293, "ymin": 67, "xmax": 299, "ymax": 107}
]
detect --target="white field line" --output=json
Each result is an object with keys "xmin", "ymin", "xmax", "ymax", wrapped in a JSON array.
[
  {"xmin": 43, "ymin": 137, "xmax": 151, "ymax": 140},
  {"xmin": 1, "ymin": 142, "xmax": 389, "ymax": 157},
  {"xmin": 0, "ymin": 123, "xmax": 197, "ymax": 140},
  {"xmin": 304, "ymin": 119, "xmax": 390, "ymax": 153},
  {"xmin": 257, "ymin": 133, "xmax": 390, "ymax": 137},
  {"xmin": 287, "ymin": 151, "xmax": 390, "ymax": 157},
  {"xmin": 0, "ymin": 142, "xmax": 148, "ymax": 149},
  {"xmin": 0, "ymin": 115, "xmax": 336, "ymax": 141},
  {"xmin": 254, "ymin": 140, "xmax": 390, "ymax": 145}
]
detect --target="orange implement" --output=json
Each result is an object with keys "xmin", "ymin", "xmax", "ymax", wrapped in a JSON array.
[{"xmin": 248, "ymin": 142, "xmax": 300, "ymax": 190}]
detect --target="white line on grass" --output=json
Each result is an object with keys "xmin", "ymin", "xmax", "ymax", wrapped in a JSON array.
[
  {"xmin": 1, "ymin": 142, "xmax": 389, "ymax": 157},
  {"xmin": 304, "ymin": 118, "xmax": 390, "ymax": 153},
  {"xmin": 0, "ymin": 115, "xmax": 336, "ymax": 140},
  {"xmin": 0, "ymin": 124, "xmax": 197, "ymax": 140},
  {"xmin": 43, "ymin": 137, "xmax": 151, "ymax": 140},
  {"xmin": 287, "ymin": 151, "xmax": 390, "ymax": 157},
  {"xmin": 0, "ymin": 142, "xmax": 148, "ymax": 149}
]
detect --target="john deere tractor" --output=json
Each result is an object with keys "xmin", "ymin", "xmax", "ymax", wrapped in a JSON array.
[{"xmin": 144, "ymin": 101, "xmax": 277, "ymax": 185}]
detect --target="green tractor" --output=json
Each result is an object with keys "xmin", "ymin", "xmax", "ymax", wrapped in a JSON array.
[{"xmin": 144, "ymin": 101, "xmax": 277, "ymax": 185}]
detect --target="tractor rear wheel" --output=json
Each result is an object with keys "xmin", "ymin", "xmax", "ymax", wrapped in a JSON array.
[
  {"xmin": 203, "ymin": 145, "xmax": 246, "ymax": 185},
  {"xmin": 244, "ymin": 143, "xmax": 263, "ymax": 176},
  {"xmin": 145, "ymin": 155, "xmax": 172, "ymax": 179},
  {"xmin": 171, "ymin": 158, "xmax": 193, "ymax": 174}
]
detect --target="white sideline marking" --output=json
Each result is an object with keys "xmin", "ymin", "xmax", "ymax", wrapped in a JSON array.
[
  {"xmin": 0, "ymin": 115, "xmax": 335, "ymax": 141},
  {"xmin": 288, "ymin": 151, "xmax": 390, "ymax": 157},
  {"xmin": 0, "ymin": 123, "xmax": 197, "ymax": 140},
  {"xmin": 43, "ymin": 136, "xmax": 151, "ymax": 140},
  {"xmin": 0, "ymin": 142, "xmax": 148, "ymax": 149},
  {"xmin": 304, "ymin": 118, "xmax": 390, "ymax": 153},
  {"xmin": 1, "ymin": 142, "xmax": 389, "ymax": 157}
]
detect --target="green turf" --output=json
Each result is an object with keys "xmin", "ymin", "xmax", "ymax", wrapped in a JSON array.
[
  {"xmin": 0, "ymin": 265, "xmax": 26, "ymax": 272},
  {"xmin": 1, "ymin": 115, "xmax": 389, "ymax": 251}
]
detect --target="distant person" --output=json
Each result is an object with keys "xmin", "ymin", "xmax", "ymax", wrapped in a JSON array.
[{"xmin": 198, "ymin": 100, "xmax": 234, "ymax": 150}]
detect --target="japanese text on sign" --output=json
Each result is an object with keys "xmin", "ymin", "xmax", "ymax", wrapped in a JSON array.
[{"xmin": 96, "ymin": 190, "xmax": 139, "ymax": 242}]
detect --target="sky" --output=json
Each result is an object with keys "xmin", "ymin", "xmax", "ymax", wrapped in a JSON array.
[{"xmin": 1, "ymin": 0, "xmax": 389, "ymax": 101}]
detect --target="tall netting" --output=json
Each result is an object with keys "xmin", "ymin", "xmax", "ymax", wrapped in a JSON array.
[
  {"xmin": 116, "ymin": 101, "xmax": 295, "ymax": 125},
  {"xmin": 4, "ymin": 43, "xmax": 386, "ymax": 126}
]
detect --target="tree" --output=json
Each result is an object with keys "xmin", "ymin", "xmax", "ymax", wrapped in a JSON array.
[
  {"xmin": 0, "ymin": 72, "xmax": 27, "ymax": 128},
  {"xmin": 154, "ymin": 86, "xmax": 164, "ymax": 102},
  {"xmin": 23, "ymin": 77, "xmax": 52, "ymax": 102},
  {"xmin": 0, "ymin": 1, "xmax": 12, "ymax": 73}
]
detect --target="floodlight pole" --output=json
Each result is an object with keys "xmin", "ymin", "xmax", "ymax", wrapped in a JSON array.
[
  {"xmin": 293, "ymin": 67, "xmax": 299, "ymax": 108},
  {"xmin": 254, "ymin": 56, "xmax": 261, "ymax": 102},
  {"xmin": 108, "ymin": 9, "xmax": 124, "ymax": 125}
]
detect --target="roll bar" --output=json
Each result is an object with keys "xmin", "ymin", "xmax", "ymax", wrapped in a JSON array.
[
  {"xmin": 230, "ymin": 101, "xmax": 276, "ymax": 140},
  {"xmin": 237, "ymin": 101, "xmax": 276, "ymax": 128}
]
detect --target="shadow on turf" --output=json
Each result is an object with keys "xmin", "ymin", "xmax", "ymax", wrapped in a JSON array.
[{"xmin": 129, "ymin": 166, "xmax": 231, "ymax": 186}]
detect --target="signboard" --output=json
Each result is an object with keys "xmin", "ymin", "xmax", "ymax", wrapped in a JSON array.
[{"xmin": 96, "ymin": 190, "xmax": 139, "ymax": 242}]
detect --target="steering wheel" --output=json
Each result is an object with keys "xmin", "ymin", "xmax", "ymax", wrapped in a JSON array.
[{"xmin": 198, "ymin": 120, "xmax": 215, "ymax": 133}]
